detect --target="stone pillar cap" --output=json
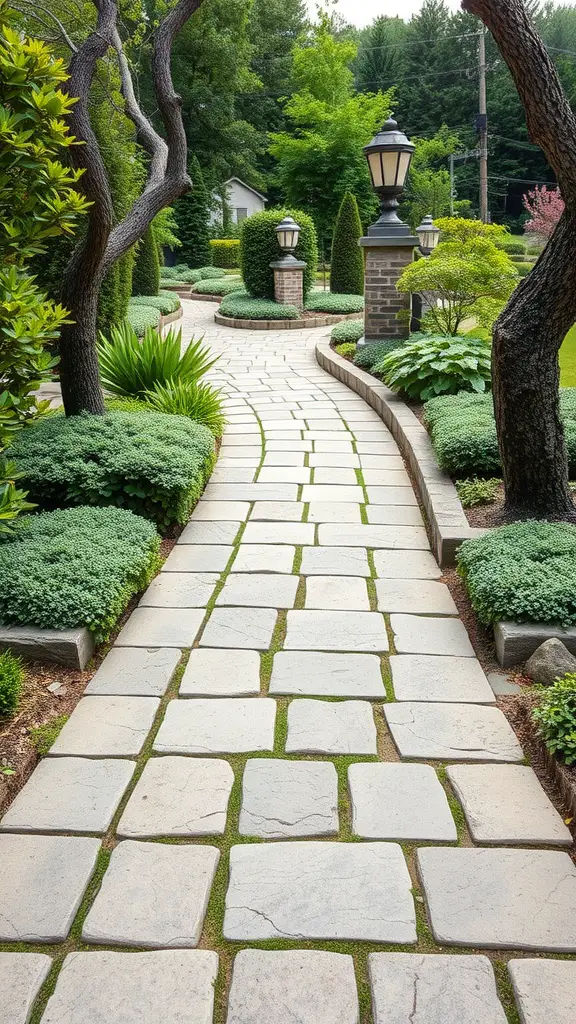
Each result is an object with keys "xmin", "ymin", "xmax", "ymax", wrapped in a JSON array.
[
  {"xmin": 270, "ymin": 258, "xmax": 307, "ymax": 270},
  {"xmin": 359, "ymin": 235, "xmax": 418, "ymax": 248}
]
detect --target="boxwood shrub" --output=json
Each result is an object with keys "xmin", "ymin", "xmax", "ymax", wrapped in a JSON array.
[
  {"xmin": 125, "ymin": 303, "xmax": 161, "ymax": 337},
  {"xmin": 305, "ymin": 291, "xmax": 364, "ymax": 314},
  {"xmin": 193, "ymin": 277, "xmax": 245, "ymax": 296},
  {"xmin": 353, "ymin": 338, "xmax": 407, "ymax": 371},
  {"xmin": 240, "ymin": 208, "xmax": 318, "ymax": 299},
  {"xmin": 209, "ymin": 239, "xmax": 240, "ymax": 268},
  {"xmin": 331, "ymin": 319, "xmax": 363, "ymax": 344},
  {"xmin": 8, "ymin": 411, "xmax": 216, "ymax": 531},
  {"xmin": 457, "ymin": 520, "xmax": 576, "ymax": 627},
  {"xmin": 129, "ymin": 293, "xmax": 181, "ymax": 315},
  {"xmin": 0, "ymin": 507, "xmax": 160, "ymax": 642},
  {"xmin": 219, "ymin": 290, "xmax": 299, "ymax": 320}
]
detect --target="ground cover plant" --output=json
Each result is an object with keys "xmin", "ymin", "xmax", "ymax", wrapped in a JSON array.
[
  {"xmin": 98, "ymin": 324, "xmax": 218, "ymax": 398},
  {"xmin": 532, "ymin": 673, "xmax": 576, "ymax": 766},
  {"xmin": 125, "ymin": 304, "xmax": 161, "ymax": 337},
  {"xmin": 193, "ymin": 277, "xmax": 244, "ymax": 296},
  {"xmin": 7, "ymin": 411, "xmax": 216, "ymax": 531},
  {"xmin": 353, "ymin": 338, "xmax": 406, "ymax": 371},
  {"xmin": 334, "ymin": 342, "xmax": 356, "ymax": 358},
  {"xmin": 455, "ymin": 477, "xmax": 500, "ymax": 508},
  {"xmin": 0, "ymin": 506, "xmax": 160, "ymax": 641},
  {"xmin": 457, "ymin": 520, "xmax": 576, "ymax": 627},
  {"xmin": 0, "ymin": 650, "xmax": 23, "ymax": 718},
  {"xmin": 219, "ymin": 291, "xmax": 299, "ymax": 320},
  {"xmin": 331, "ymin": 319, "xmax": 363, "ymax": 345},
  {"xmin": 129, "ymin": 292, "xmax": 181, "ymax": 315},
  {"xmin": 304, "ymin": 291, "xmax": 364, "ymax": 314},
  {"xmin": 374, "ymin": 333, "xmax": 492, "ymax": 401}
]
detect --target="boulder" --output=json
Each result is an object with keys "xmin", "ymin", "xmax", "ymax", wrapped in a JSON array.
[{"xmin": 525, "ymin": 638, "xmax": 576, "ymax": 686}]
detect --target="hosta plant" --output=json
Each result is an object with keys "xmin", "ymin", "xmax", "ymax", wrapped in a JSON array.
[
  {"xmin": 98, "ymin": 323, "xmax": 218, "ymax": 398},
  {"xmin": 374, "ymin": 333, "xmax": 492, "ymax": 401},
  {"xmin": 532, "ymin": 673, "xmax": 576, "ymax": 765}
]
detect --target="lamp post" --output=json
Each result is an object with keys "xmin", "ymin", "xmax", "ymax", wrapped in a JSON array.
[
  {"xmin": 416, "ymin": 214, "xmax": 440, "ymax": 256},
  {"xmin": 270, "ymin": 216, "xmax": 307, "ymax": 310},
  {"xmin": 358, "ymin": 117, "xmax": 419, "ymax": 348}
]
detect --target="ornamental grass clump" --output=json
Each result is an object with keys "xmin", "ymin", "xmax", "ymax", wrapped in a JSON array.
[
  {"xmin": 0, "ymin": 650, "xmax": 23, "ymax": 718},
  {"xmin": 145, "ymin": 380, "xmax": 225, "ymax": 437},
  {"xmin": 457, "ymin": 521, "xmax": 576, "ymax": 627},
  {"xmin": 8, "ymin": 411, "xmax": 216, "ymax": 531},
  {"xmin": 532, "ymin": 673, "xmax": 576, "ymax": 765},
  {"xmin": 0, "ymin": 507, "xmax": 160, "ymax": 642},
  {"xmin": 98, "ymin": 323, "xmax": 218, "ymax": 398},
  {"xmin": 374, "ymin": 333, "xmax": 492, "ymax": 401}
]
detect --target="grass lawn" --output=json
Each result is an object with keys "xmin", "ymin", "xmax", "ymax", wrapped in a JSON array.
[{"xmin": 560, "ymin": 325, "xmax": 576, "ymax": 386}]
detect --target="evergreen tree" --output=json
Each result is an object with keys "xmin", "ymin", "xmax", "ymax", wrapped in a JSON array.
[
  {"xmin": 355, "ymin": 16, "xmax": 408, "ymax": 94},
  {"xmin": 173, "ymin": 157, "xmax": 212, "ymax": 267},
  {"xmin": 132, "ymin": 226, "xmax": 160, "ymax": 297},
  {"xmin": 330, "ymin": 192, "xmax": 364, "ymax": 295}
]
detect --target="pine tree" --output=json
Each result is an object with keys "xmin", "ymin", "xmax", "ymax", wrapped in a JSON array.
[
  {"xmin": 132, "ymin": 226, "xmax": 160, "ymax": 296},
  {"xmin": 173, "ymin": 156, "xmax": 212, "ymax": 268},
  {"xmin": 330, "ymin": 192, "xmax": 364, "ymax": 295}
]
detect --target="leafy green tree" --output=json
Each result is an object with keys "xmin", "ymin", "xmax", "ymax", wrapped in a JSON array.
[
  {"xmin": 173, "ymin": 156, "xmax": 212, "ymax": 267},
  {"xmin": 403, "ymin": 127, "xmax": 461, "ymax": 229},
  {"xmin": 132, "ymin": 227, "xmax": 160, "ymax": 297},
  {"xmin": 330, "ymin": 191, "xmax": 364, "ymax": 295}
]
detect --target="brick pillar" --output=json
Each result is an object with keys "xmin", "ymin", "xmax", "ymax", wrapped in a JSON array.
[
  {"xmin": 358, "ymin": 236, "xmax": 418, "ymax": 345},
  {"xmin": 270, "ymin": 259, "xmax": 306, "ymax": 310}
]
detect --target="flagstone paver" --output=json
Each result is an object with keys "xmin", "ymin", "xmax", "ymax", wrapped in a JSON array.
[
  {"xmin": 0, "ymin": 953, "xmax": 52, "ymax": 1024},
  {"xmin": 226, "ymin": 949, "xmax": 359, "ymax": 1024},
  {"xmin": 8, "ymin": 302, "xmax": 576, "ymax": 1024}
]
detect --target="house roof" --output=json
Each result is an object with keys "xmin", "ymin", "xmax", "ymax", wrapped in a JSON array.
[{"xmin": 224, "ymin": 177, "xmax": 268, "ymax": 203}]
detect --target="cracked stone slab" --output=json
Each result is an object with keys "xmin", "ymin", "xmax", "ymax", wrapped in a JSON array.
[
  {"xmin": 139, "ymin": 572, "xmax": 219, "ymax": 607},
  {"xmin": 318, "ymin": 523, "xmax": 428, "ymax": 549},
  {"xmin": 224, "ymin": 841, "xmax": 415, "ymax": 942},
  {"xmin": 0, "ymin": 834, "xmax": 100, "ymax": 942},
  {"xmin": 389, "ymin": 655, "xmax": 495, "ymax": 703},
  {"xmin": 48, "ymin": 696, "xmax": 159, "ymax": 757},
  {"xmin": 239, "ymin": 759, "xmax": 338, "ymax": 838},
  {"xmin": 305, "ymin": 576, "xmax": 370, "ymax": 610},
  {"xmin": 241, "ymin": 521, "xmax": 314, "ymax": 544},
  {"xmin": 508, "ymin": 959, "xmax": 576, "ymax": 1024},
  {"xmin": 216, "ymin": 574, "xmax": 299, "ymax": 608},
  {"xmin": 0, "ymin": 757, "xmax": 135, "ymax": 834},
  {"xmin": 446, "ymin": 765, "xmax": 572, "ymax": 846},
  {"xmin": 177, "ymin": 520, "xmax": 240, "ymax": 545},
  {"xmin": 368, "ymin": 953, "xmax": 507, "ymax": 1024},
  {"xmin": 300, "ymin": 546, "xmax": 370, "ymax": 577},
  {"xmin": 231, "ymin": 544, "xmax": 295, "ymax": 574},
  {"xmin": 154, "ymin": 697, "xmax": 276, "ymax": 754},
  {"xmin": 349, "ymin": 763, "xmax": 457, "ymax": 841},
  {"xmin": 200, "ymin": 608, "xmax": 277, "ymax": 649},
  {"xmin": 375, "ymin": 580, "xmax": 458, "ymax": 615},
  {"xmin": 115, "ymin": 608, "xmax": 205, "ymax": 647},
  {"xmin": 162, "ymin": 545, "xmax": 232, "ymax": 573},
  {"xmin": 417, "ymin": 847, "xmax": 576, "ymax": 950},
  {"xmin": 117, "ymin": 757, "xmax": 234, "ymax": 837},
  {"xmin": 390, "ymin": 615, "xmax": 476, "ymax": 656},
  {"xmin": 373, "ymin": 550, "xmax": 442, "ymax": 579},
  {"xmin": 0, "ymin": 953, "xmax": 52, "ymax": 1024},
  {"xmin": 286, "ymin": 699, "xmax": 377, "ymax": 754},
  {"xmin": 384, "ymin": 702, "xmax": 523, "ymax": 762},
  {"xmin": 85, "ymin": 648, "xmax": 180, "ymax": 697},
  {"xmin": 180, "ymin": 649, "xmax": 260, "ymax": 696},
  {"xmin": 226, "ymin": 949, "xmax": 359, "ymax": 1024},
  {"xmin": 41, "ymin": 950, "xmax": 218, "ymax": 1024},
  {"xmin": 82, "ymin": 841, "xmax": 219, "ymax": 947},
  {"xmin": 270, "ymin": 651, "xmax": 385, "ymax": 698},
  {"xmin": 285, "ymin": 611, "xmax": 388, "ymax": 652}
]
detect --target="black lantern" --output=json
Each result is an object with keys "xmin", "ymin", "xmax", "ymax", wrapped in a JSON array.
[
  {"xmin": 363, "ymin": 117, "xmax": 415, "ymax": 237},
  {"xmin": 416, "ymin": 214, "xmax": 440, "ymax": 255},
  {"xmin": 275, "ymin": 216, "xmax": 301, "ymax": 255}
]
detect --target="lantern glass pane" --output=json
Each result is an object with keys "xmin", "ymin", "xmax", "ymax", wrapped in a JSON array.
[
  {"xmin": 367, "ymin": 152, "xmax": 383, "ymax": 188},
  {"xmin": 381, "ymin": 150, "xmax": 400, "ymax": 186},
  {"xmin": 396, "ymin": 151, "xmax": 412, "ymax": 187}
]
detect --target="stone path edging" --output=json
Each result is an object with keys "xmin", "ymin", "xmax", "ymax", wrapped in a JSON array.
[
  {"xmin": 158, "ymin": 306, "xmax": 183, "ymax": 329},
  {"xmin": 215, "ymin": 311, "xmax": 360, "ymax": 331},
  {"xmin": 315, "ymin": 340, "xmax": 485, "ymax": 566}
]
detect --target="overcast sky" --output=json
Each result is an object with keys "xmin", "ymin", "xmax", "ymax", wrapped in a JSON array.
[{"xmin": 317, "ymin": 0, "xmax": 575, "ymax": 30}]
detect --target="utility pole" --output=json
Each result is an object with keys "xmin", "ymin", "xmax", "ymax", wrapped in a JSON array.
[
  {"xmin": 478, "ymin": 24, "xmax": 489, "ymax": 222},
  {"xmin": 449, "ymin": 153, "xmax": 455, "ymax": 215}
]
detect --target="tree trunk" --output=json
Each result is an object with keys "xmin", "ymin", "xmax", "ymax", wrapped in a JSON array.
[{"xmin": 59, "ymin": 260, "xmax": 106, "ymax": 416}]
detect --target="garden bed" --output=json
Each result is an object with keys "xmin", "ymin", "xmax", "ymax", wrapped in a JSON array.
[{"xmin": 216, "ymin": 310, "xmax": 361, "ymax": 330}]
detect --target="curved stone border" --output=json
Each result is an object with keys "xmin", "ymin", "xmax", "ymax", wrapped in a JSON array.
[
  {"xmin": 158, "ymin": 305, "xmax": 183, "ymax": 329},
  {"xmin": 215, "ymin": 311, "xmax": 361, "ymax": 331},
  {"xmin": 190, "ymin": 292, "xmax": 224, "ymax": 302},
  {"xmin": 315, "ymin": 340, "xmax": 485, "ymax": 567},
  {"xmin": 160, "ymin": 283, "xmax": 192, "ymax": 298}
]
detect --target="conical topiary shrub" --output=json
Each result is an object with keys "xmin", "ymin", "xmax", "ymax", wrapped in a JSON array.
[
  {"xmin": 132, "ymin": 225, "xmax": 160, "ymax": 296},
  {"xmin": 173, "ymin": 156, "xmax": 212, "ymax": 269},
  {"xmin": 330, "ymin": 191, "xmax": 364, "ymax": 295}
]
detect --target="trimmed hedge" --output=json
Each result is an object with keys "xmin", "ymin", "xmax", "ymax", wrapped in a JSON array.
[
  {"xmin": 0, "ymin": 650, "xmax": 23, "ymax": 718},
  {"xmin": 193, "ymin": 277, "xmax": 245, "ymax": 296},
  {"xmin": 330, "ymin": 191, "xmax": 364, "ymax": 295},
  {"xmin": 494, "ymin": 236, "xmax": 526, "ymax": 255},
  {"xmin": 132, "ymin": 226, "xmax": 160, "ymax": 297},
  {"xmin": 209, "ymin": 239, "xmax": 240, "ymax": 268},
  {"xmin": 240, "ymin": 208, "xmax": 318, "ymax": 300},
  {"xmin": 353, "ymin": 338, "xmax": 407, "ymax": 371},
  {"xmin": 305, "ymin": 291, "xmax": 364, "ymax": 314},
  {"xmin": 331, "ymin": 319, "xmax": 363, "ymax": 344},
  {"xmin": 126, "ymin": 304, "xmax": 161, "ymax": 337},
  {"xmin": 457, "ymin": 520, "xmax": 576, "ymax": 627},
  {"xmin": 219, "ymin": 290, "xmax": 299, "ymax": 320},
  {"xmin": 0, "ymin": 507, "xmax": 160, "ymax": 642},
  {"xmin": 129, "ymin": 293, "xmax": 181, "ymax": 315},
  {"xmin": 8, "ymin": 411, "xmax": 216, "ymax": 532}
]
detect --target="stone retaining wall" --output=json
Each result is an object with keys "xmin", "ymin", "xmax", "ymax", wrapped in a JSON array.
[{"xmin": 215, "ymin": 311, "xmax": 360, "ymax": 331}]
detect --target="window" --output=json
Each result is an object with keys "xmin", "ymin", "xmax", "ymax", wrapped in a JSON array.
[{"xmin": 235, "ymin": 207, "xmax": 248, "ymax": 222}]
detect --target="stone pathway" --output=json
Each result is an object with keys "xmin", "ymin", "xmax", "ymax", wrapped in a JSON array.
[{"xmin": 2, "ymin": 299, "xmax": 576, "ymax": 1023}]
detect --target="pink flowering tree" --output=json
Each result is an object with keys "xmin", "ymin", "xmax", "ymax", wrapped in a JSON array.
[{"xmin": 523, "ymin": 184, "xmax": 565, "ymax": 241}]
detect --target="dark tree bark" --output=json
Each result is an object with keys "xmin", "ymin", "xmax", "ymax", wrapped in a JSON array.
[
  {"xmin": 58, "ymin": 0, "xmax": 204, "ymax": 415},
  {"xmin": 462, "ymin": 0, "xmax": 576, "ymax": 520}
]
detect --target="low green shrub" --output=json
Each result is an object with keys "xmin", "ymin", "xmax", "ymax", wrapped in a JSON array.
[
  {"xmin": 125, "ymin": 304, "xmax": 161, "ymax": 337},
  {"xmin": 209, "ymin": 239, "xmax": 240, "ymax": 268},
  {"xmin": 515, "ymin": 262, "xmax": 533, "ymax": 278},
  {"xmin": 353, "ymin": 339, "xmax": 407, "ymax": 371},
  {"xmin": 532, "ymin": 673, "xmax": 576, "ymax": 765},
  {"xmin": 159, "ymin": 266, "xmax": 180, "ymax": 280},
  {"xmin": 129, "ymin": 293, "xmax": 180, "ymax": 315},
  {"xmin": 305, "ymin": 291, "xmax": 364, "ymax": 314},
  {"xmin": 455, "ymin": 477, "xmax": 500, "ymax": 508},
  {"xmin": 494, "ymin": 236, "xmax": 526, "ymax": 255},
  {"xmin": 1, "ymin": 457, "xmax": 36, "ymax": 536},
  {"xmin": 374, "ymin": 333, "xmax": 492, "ymax": 401},
  {"xmin": 334, "ymin": 343, "xmax": 356, "ymax": 358},
  {"xmin": 457, "ymin": 520, "xmax": 576, "ymax": 626},
  {"xmin": 331, "ymin": 319, "xmax": 363, "ymax": 344},
  {"xmin": 8, "ymin": 412, "xmax": 216, "ymax": 531},
  {"xmin": 193, "ymin": 277, "xmax": 244, "ymax": 296},
  {"xmin": 0, "ymin": 651, "xmax": 23, "ymax": 718},
  {"xmin": 161, "ymin": 265, "xmax": 216, "ymax": 284},
  {"xmin": 0, "ymin": 506, "xmax": 161, "ymax": 641},
  {"xmin": 145, "ymin": 380, "xmax": 226, "ymax": 437},
  {"xmin": 219, "ymin": 291, "xmax": 299, "ymax": 320},
  {"xmin": 98, "ymin": 323, "xmax": 218, "ymax": 398}
]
